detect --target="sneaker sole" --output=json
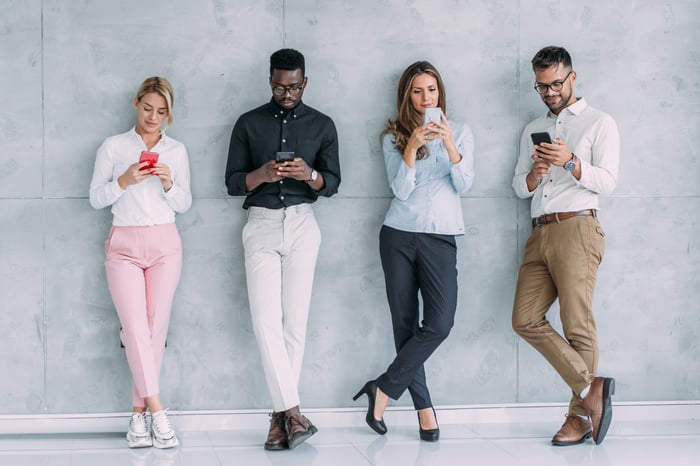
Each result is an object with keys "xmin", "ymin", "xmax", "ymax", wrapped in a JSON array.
[
  {"xmin": 153, "ymin": 436, "xmax": 179, "ymax": 449},
  {"xmin": 594, "ymin": 378, "xmax": 615, "ymax": 445},
  {"xmin": 126, "ymin": 433, "xmax": 153, "ymax": 449}
]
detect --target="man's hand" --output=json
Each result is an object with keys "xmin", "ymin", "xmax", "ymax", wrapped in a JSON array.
[
  {"xmin": 276, "ymin": 157, "xmax": 313, "ymax": 181},
  {"xmin": 533, "ymin": 138, "xmax": 572, "ymax": 167}
]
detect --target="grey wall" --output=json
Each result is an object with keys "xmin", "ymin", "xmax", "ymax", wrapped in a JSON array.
[{"xmin": 0, "ymin": 0, "xmax": 698, "ymax": 414}]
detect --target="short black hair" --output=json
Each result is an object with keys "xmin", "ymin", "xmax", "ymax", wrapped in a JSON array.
[
  {"xmin": 270, "ymin": 48, "xmax": 305, "ymax": 76},
  {"xmin": 531, "ymin": 46, "xmax": 572, "ymax": 71}
]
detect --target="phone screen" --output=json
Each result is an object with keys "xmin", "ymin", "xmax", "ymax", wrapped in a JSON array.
[
  {"xmin": 139, "ymin": 151, "xmax": 159, "ymax": 170},
  {"xmin": 424, "ymin": 107, "xmax": 442, "ymax": 125},
  {"xmin": 530, "ymin": 132, "xmax": 552, "ymax": 147},
  {"xmin": 276, "ymin": 151, "xmax": 295, "ymax": 163}
]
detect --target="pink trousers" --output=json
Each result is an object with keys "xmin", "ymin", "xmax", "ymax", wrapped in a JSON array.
[{"xmin": 104, "ymin": 223, "xmax": 182, "ymax": 408}]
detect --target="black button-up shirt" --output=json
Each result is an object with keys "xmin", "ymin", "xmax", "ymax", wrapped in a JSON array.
[{"xmin": 225, "ymin": 99, "xmax": 341, "ymax": 209}]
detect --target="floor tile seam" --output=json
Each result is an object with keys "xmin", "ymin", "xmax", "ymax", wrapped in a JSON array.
[
  {"xmin": 479, "ymin": 435, "xmax": 523, "ymax": 462},
  {"xmin": 348, "ymin": 441, "xmax": 374, "ymax": 466}
]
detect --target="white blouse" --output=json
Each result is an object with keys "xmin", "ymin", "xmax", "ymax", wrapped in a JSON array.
[{"xmin": 89, "ymin": 128, "xmax": 192, "ymax": 226}]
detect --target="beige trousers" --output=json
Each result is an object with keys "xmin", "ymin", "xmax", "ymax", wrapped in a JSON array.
[
  {"xmin": 512, "ymin": 215, "xmax": 605, "ymax": 416},
  {"xmin": 242, "ymin": 204, "xmax": 321, "ymax": 412}
]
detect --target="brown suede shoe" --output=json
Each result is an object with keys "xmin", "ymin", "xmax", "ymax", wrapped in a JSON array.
[
  {"xmin": 264, "ymin": 411, "xmax": 288, "ymax": 451},
  {"xmin": 285, "ymin": 406, "xmax": 318, "ymax": 449},
  {"xmin": 582, "ymin": 376, "xmax": 616, "ymax": 445},
  {"xmin": 551, "ymin": 414, "xmax": 592, "ymax": 446}
]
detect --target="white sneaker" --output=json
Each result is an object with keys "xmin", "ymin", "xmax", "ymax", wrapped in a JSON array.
[
  {"xmin": 126, "ymin": 412, "xmax": 153, "ymax": 448},
  {"xmin": 151, "ymin": 410, "xmax": 179, "ymax": 449}
]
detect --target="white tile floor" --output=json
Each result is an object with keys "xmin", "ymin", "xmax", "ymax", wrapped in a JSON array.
[{"xmin": 1, "ymin": 417, "xmax": 699, "ymax": 466}]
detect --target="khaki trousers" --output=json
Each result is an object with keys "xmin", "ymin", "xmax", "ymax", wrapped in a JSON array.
[{"xmin": 512, "ymin": 215, "xmax": 605, "ymax": 416}]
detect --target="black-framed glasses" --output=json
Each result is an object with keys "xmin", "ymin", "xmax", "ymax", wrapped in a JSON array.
[
  {"xmin": 534, "ymin": 71, "xmax": 572, "ymax": 94},
  {"xmin": 271, "ymin": 84, "xmax": 305, "ymax": 96}
]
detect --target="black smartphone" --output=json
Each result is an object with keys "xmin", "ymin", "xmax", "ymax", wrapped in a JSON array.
[
  {"xmin": 276, "ymin": 151, "xmax": 295, "ymax": 163},
  {"xmin": 530, "ymin": 132, "xmax": 552, "ymax": 147}
]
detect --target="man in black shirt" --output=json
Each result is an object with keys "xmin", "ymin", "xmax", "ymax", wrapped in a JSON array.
[{"xmin": 225, "ymin": 48, "xmax": 341, "ymax": 451}]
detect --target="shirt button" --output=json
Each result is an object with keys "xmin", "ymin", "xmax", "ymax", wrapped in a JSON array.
[
  {"xmin": 282, "ymin": 139, "xmax": 286, "ymax": 143},
  {"xmin": 280, "ymin": 195, "xmax": 285, "ymax": 200},
  {"xmin": 550, "ymin": 179, "xmax": 553, "ymax": 182},
  {"xmin": 283, "ymin": 120, "xmax": 287, "ymax": 123},
  {"xmin": 279, "ymin": 180, "xmax": 284, "ymax": 184}
]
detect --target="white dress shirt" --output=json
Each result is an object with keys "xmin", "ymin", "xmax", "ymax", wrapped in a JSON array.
[
  {"xmin": 512, "ymin": 98, "xmax": 620, "ymax": 218},
  {"xmin": 382, "ymin": 121, "xmax": 474, "ymax": 235},
  {"xmin": 89, "ymin": 128, "xmax": 192, "ymax": 226}
]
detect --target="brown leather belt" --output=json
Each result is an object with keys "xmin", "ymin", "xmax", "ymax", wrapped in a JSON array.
[{"xmin": 532, "ymin": 209, "xmax": 597, "ymax": 228}]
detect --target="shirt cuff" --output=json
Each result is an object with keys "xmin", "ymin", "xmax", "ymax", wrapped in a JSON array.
[{"xmin": 110, "ymin": 179, "xmax": 126, "ymax": 198}]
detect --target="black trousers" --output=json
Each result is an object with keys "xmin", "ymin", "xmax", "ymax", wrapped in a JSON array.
[{"xmin": 376, "ymin": 225, "xmax": 458, "ymax": 410}]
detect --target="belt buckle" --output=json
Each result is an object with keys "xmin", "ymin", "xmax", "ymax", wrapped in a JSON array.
[{"xmin": 533, "ymin": 216, "xmax": 544, "ymax": 228}]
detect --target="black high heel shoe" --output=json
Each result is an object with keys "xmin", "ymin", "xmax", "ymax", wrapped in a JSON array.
[
  {"xmin": 353, "ymin": 380, "xmax": 388, "ymax": 435},
  {"xmin": 418, "ymin": 407, "xmax": 440, "ymax": 442}
]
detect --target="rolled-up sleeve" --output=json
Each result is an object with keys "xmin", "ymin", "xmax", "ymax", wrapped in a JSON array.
[
  {"xmin": 578, "ymin": 114, "xmax": 619, "ymax": 195},
  {"xmin": 313, "ymin": 118, "xmax": 341, "ymax": 198}
]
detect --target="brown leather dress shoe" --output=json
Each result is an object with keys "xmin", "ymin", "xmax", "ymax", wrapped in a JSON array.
[
  {"xmin": 264, "ymin": 411, "xmax": 288, "ymax": 450},
  {"xmin": 551, "ymin": 414, "xmax": 592, "ymax": 446},
  {"xmin": 285, "ymin": 406, "xmax": 318, "ymax": 449},
  {"xmin": 582, "ymin": 376, "xmax": 616, "ymax": 445}
]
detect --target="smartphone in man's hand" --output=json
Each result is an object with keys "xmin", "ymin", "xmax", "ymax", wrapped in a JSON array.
[
  {"xmin": 276, "ymin": 151, "xmax": 295, "ymax": 163},
  {"xmin": 530, "ymin": 132, "xmax": 552, "ymax": 147}
]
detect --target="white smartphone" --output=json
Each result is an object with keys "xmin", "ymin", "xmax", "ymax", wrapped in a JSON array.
[{"xmin": 423, "ymin": 107, "xmax": 442, "ymax": 125}]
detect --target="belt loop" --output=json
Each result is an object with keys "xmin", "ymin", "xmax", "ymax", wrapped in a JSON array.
[
  {"xmin": 554, "ymin": 212, "xmax": 560, "ymax": 223},
  {"xmin": 591, "ymin": 209, "xmax": 597, "ymax": 218}
]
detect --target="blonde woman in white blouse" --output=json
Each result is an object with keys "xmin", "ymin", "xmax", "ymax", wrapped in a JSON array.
[{"xmin": 89, "ymin": 76, "xmax": 191, "ymax": 449}]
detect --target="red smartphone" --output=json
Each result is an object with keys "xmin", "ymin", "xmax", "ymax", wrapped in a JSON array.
[{"xmin": 139, "ymin": 151, "xmax": 159, "ymax": 170}]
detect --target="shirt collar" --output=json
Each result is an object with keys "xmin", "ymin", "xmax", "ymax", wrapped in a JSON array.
[
  {"xmin": 128, "ymin": 126, "xmax": 170, "ymax": 146},
  {"xmin": 266, "ymin": 98, "xmax": 307, "ymax": 119},
  {"xmin": 547, "ymin": 97, "xmax": 587, "ymax": 119}
]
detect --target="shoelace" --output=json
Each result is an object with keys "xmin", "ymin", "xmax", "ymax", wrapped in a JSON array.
[
  {"xmin": 130, "ymin": 413, "xmax": 148, "ymax": 434},
  {"xmin": 152, "ymin": 411, "xmax": 174, "ymax": 438}
]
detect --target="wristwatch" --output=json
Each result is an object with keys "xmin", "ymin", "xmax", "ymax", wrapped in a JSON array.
[
  {"xmin": 307, "ymin": 169, "xmax": 318, "ymax": 183},
  {"xmin": 563, "ymin": 153, "xmax": 577, "ymax": 171}
]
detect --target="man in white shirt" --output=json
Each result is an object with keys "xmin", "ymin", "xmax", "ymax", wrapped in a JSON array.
[{"xmin": 511, "ymin": 46, "xmax": 620, "ymax": 447}]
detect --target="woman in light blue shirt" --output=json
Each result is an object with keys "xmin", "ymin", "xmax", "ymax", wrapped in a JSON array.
[{"xmin": 354, "ymin": 61, "xmax": 474, "ymax": 442}]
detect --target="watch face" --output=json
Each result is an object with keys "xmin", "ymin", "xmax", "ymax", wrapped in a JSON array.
[{"xmin": 564, "ymin": 160, "xmax": 576, "ymax": 171}]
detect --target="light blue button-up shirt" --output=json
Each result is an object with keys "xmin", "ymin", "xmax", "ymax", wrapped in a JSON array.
[{"xmin": 382, "ymin": 121, "xmax": 474, "ymax": 235}]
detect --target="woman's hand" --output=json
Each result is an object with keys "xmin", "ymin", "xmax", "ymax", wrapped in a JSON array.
[
  {"xmin": 117, "ymin": 162, "xmax": 155, "ymax": 190},
  {"xmin": 431, "ymin": 110, "xmax": 455, "ymax": 147},
  {"xmin": 150, "ymin": 163, "xmax": 174, "ymax": 192}
]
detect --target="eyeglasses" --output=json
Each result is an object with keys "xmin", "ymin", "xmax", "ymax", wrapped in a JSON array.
[
  {"xmin": 271, "ymin": 84, "xmax": 305, "ymax": 96},
  {"xmin": 534, "ymin": 71, "xmax": 572, "ymax": 94}
]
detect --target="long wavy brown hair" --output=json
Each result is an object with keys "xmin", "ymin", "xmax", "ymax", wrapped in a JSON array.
[{"xmin": 383, "ymin": 61, "xmax": 447, "ymax": 160}]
